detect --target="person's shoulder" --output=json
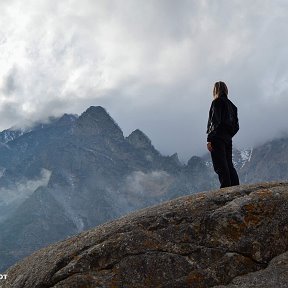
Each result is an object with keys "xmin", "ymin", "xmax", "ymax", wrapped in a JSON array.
[
  {"xmin": 212, "ymin": 97, "xmax": 225, "ymax": 106},
  {"xmin": 227, "ymin": 98, "xmax": 237, "ymax": 109},
  {"xmin": 212, "ymin": 97, "xmax": 222, "ymax": 103}
]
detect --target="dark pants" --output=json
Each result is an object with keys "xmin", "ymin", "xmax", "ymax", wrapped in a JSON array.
[{"xmin": 210, "ymin": 138, "xmax": 239, "ymax": 188}]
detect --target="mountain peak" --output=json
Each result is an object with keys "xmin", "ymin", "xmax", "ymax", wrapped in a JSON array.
[
  {"xmin": 127, "ymin": 129, "xmax": 153, "ymax": 149},
  {"xmin": 169, "ymin": 153, "xmax": 181, "ymax": 166},
  {"xmin": 84, "ymin": 105, "xmax": 108, "ymax": 115},
  {"xmin": 76, "ymin": 106, "xmax": 123, "ymax": 139},
  {"xmin": 80, "ymin": 106, "xmax": 112, "ymax": 122}
]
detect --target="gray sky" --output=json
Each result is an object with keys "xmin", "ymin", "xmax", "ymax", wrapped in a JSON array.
[{"xmin": 1, "ymin": 0, "xmax": 288, "ymax": 161}]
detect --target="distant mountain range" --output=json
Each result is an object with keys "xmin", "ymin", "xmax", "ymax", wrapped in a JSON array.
[{"xmin": 0, "ymin": 106, "xmax": 287, "ymax": 272}]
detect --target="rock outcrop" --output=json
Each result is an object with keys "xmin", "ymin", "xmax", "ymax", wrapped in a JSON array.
[
  {"xmin": 75, "ymin": 106, "xmax": 124, "ymax": 140},
  {"xmin": 126, "ymin": 129, "xmax": 154, "ymax": 149},
  {"xmin": 1, "ymin": 182, "xmax": 288, "ymax": 288}
]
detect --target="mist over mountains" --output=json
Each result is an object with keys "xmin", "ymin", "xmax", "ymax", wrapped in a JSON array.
[{"xmin": 0, "ymin": 106, "xmax": 287, "ymax": 272}]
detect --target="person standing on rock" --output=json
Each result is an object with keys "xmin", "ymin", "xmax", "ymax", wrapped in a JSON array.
[{"xmin": 206, "ymin": 81, "xmax": 240, "ymax": 188}]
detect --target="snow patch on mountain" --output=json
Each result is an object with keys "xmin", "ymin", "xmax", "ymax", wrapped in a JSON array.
[{"xmin": 239, "ymin": 148, "xmax": 253, "ymax": 168}]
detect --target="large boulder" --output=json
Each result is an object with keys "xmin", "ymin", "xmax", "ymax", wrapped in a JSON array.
[{"xmin": 1, "ymin": 182, "xmax": 288, "ymax": 288}]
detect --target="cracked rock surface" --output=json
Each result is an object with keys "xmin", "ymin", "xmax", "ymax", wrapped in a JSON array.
[
  {"xmin": 1, "ymin": 182, "xmax": 288, "ymax": 288},
  {"xmin": 213, "ymin": 251, "xmax": 288, "ymax": 288}
]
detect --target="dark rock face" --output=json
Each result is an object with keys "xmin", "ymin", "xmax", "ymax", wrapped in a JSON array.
[
  {"xmin": 2, "ymin": 182, "xmax": 288, "ymax": 288},
  {"xmin": 126, "ymin": 129, "xmax": 153, "ymax": 149},
  {"xmin": 75, "ymin": 106, "xmax": 124, "ymax": 140}
]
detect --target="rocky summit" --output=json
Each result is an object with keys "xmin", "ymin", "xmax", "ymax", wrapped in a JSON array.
[{"xmin": 1, "ymin": 182, "xmax": 288, "ymax": 288}]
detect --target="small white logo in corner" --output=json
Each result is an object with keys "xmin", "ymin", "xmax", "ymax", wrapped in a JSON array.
[{"xmin": 0, "ymin": 274, "xmax": 8, "ymax": 280}]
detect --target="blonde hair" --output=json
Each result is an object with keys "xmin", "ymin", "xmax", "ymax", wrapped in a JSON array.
[{"xmin": 213, "ymin": 81, "xmax": 228, "ymax": 98}]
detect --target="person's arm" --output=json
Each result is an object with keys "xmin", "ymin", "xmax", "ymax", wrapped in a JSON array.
[
  {"xmin": 233, "ymin": 106, "xmax": 239, "ymax": 136},
  {"xmin": 207, "ymin": 99, "xmax": 223, "ymax": 142}
]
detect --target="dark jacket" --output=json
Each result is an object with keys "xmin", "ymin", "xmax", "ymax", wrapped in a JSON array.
[{"xmin": 207, "ymin": 94, "xmax": 239, "ymax": 142}]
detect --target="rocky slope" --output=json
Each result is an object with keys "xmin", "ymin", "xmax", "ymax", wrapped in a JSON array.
[{"xmin": 1, "ymin": 182, "xmax": 288, "ymax": 288}]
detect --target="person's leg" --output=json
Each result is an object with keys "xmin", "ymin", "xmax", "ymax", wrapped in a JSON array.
[
  {"xmin": 210, "ymin": 138, "xmax": 231, "ymax": 188},
  {"xmin": 225, "ymin": 139, "xmax": 240, "ymax": 186}
]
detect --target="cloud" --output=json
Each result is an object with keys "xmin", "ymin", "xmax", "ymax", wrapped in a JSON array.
[
  {"xmin": 124, "ymin": 170, "xmax": 173, "ymax": 197},
  {"xmin": 0, "ymin": 0, "xmax": 288, "ymax": 159},
  {"xmin": 0, "ymin": 168, "xmax": 51, "ymax": 206}
]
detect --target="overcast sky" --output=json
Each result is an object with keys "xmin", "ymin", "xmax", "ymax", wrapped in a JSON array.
[{"xmin": 0, "ymin": 0, "xmax": 288, "ymax": 160}]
